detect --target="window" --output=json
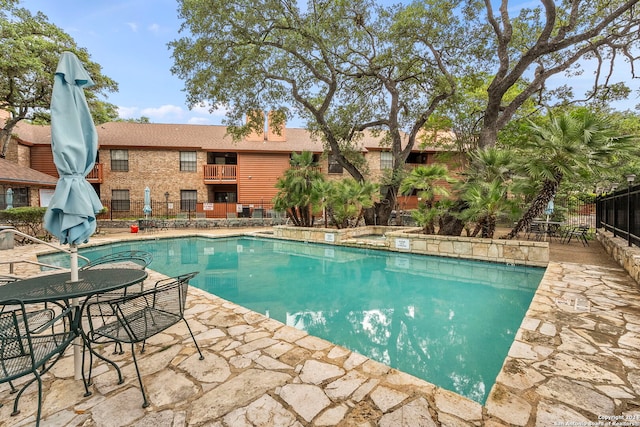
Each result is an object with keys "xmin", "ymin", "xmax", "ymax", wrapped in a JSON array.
[
  {"xmin": 380, "ymin": 152, "xmax": 393, "ymax": 169},
  {"xmin": 180, "ymin": 190, "xmax": 197, "ymax": 211},
  {"xmin": 112, "ymin": 189, "xmax": 130, "ymax": 211},
  {"xmin": 111, "ymin": 150, "xmax": 129, "ymax": 171},
  {"xmin": 180, "ymin": 151, "xmax": 197, "ymax": 172},
  {"xmin": 328, "ymin": 153, "xmax": 343, "ymax": 174}
]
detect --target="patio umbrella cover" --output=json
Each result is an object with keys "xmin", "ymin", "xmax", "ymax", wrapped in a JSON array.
[
  {"xmin": 5, "ymin": 188, "xmax": 12, "ymax": 209},
  {"xmin": 44, "ymin": 52, "xmax": 103, "ymax": 245},
  {"xmin": 143, "ymin": 187, "xmax": 152, "ymax": 218},
  {"xmin": 545, "ymin": 198, "xmax": 554, "ymax": 217}
]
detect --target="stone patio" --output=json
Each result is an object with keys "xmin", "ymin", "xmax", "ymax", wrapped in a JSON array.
[{"xmin": 1, "ymin": 228, "xmax": 639, "ymax": 426}]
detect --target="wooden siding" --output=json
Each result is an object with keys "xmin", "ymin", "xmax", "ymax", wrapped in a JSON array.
[
  {"xmin": 237, "ymin": 153, "xmax": 290, "ymax": 203},
  {"xmin": 30, "ymin": 146, "xmax": 58, "ymax": 177}
]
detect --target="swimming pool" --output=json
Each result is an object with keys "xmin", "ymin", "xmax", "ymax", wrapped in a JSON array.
[{"xmin": 39, "ymin": 236, "xmax": 544, "ymax": 404}]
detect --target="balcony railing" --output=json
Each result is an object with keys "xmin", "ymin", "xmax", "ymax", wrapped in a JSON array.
[
  {"xmin": 203, "ymin": 164, "xmax": 237, "ymax": 183},
  {"xmin": 86, "ymin": 163, "xmax": 103, "ymax": 183}
]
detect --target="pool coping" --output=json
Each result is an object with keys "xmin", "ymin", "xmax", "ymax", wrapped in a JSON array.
[{"xmin": 2, "ymin": 228, "xmax": 639, "ymax": 425}]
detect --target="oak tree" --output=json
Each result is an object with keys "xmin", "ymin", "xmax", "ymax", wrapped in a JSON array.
[
  {"xmin": 170, "ymin": 0, "xmax": 471, "ymax": 224},
  {"xmin": 0, "ymin": 3, "xmax": 118, "ymax": 158}
]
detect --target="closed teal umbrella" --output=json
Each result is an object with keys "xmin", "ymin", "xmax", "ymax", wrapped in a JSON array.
[
  {"xmin": 43, "ymin": 52, "xmax": 103, "ymax": 380},
  {"xmin": 44, "ymin": 52, "xmax": 103, "ymax": 246},
  {"xmin": 5, "ymin": 188, "xmax": 12, "ymax": 209},
  {"xmin": 143, "ymin": 187, "xmax": 152, "ymax": 218}
]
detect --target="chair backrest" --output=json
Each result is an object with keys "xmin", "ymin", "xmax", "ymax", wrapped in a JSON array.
[
  {"xmin": 97, "ymin": 271, "xmax": 199, "ymax": 343},
  {"xmin": 81, "ymin": 250, "xmax": 153, "ymax": 271},
  {"xmin": 0, "ymin": 300, "xmax": 73, "ymax": 383}
]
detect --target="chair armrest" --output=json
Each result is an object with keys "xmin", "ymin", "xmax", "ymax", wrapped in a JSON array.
[{"xmin": 29, "ymin": 305, "xmax": 73, "ymax": 335}]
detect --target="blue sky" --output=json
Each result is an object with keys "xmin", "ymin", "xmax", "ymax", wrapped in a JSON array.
[
  {"xmin": 20, "ymin": 0, "xmax": 234, "ymax": 126},
  {"xmin": 19, "ymin": 0, "xmax": 639, "ymax": 128}
]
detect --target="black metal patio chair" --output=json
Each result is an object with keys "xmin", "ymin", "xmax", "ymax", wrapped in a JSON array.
[
  {"xmin": 0, "ymin": 300, "xmax": 74, "ymax": 426},
  {"xmin": 81, "ymin": 271, "xmax": 204, "ymax": 407},
  {"xmin": 562, "ymin": 224, "xmax": 590, "ymax": 246},
  {"xmin": 80, "ymin": 250, "xmax": 154, "ymax": 355},
  {"xmin": 80, "ymin": 250, "xmax": 153, "ymax": 272}
]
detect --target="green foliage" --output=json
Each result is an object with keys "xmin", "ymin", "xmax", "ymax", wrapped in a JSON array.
[
  {"xmin": 0, "ymin": 3, "xmax": 118, "ymax": 156},
  {"xmin": 516, "ymin": 109, "xmax": 636, "ymax": 187},
  {"xmin": 507, "ymin": 108, "xmax": 637, "ymax": 238},
  {"xmin": 0, "ymin": 206, "xmax": 49, "ymax": 239},
  {"xmin": 322, "ymin": 179, "xmax": 379, "ymax": 229},
  {"xmin": 273, "ymin": 152, "xmax": 325, "ymax": 227},
  {"xmin": 399, "ymin": 164, "xmax": 455, "ymax": 233},
  {"xmin": 170, "ymin": 0, "xmax": 469, "ymax": 215},
  {"xmin": 457, "ymin": 148, "xmax": 521, "ymax": 238}
]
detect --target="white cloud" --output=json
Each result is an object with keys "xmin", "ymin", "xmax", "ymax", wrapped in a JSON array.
[
  {"xmin": 187, "ymin": 117, "xmax": 213, "ymax": 125},
  {"xmin": 191, "ymin": 103, "xmax": 228, "ymax": 118},
  {"xmin": 140, "ymin": 104, "xmax": 184, "ymax": 119},
  {"xmin": 126, "ymin": 22, "xmax": 138, "ymax": 32},
  {"xmin": 148, "ymin": 23, "xmax": 160, "ymax": 34},
  {"xmin": 117, "ymin": 106, "xmax": 140, "ymax": 119}
]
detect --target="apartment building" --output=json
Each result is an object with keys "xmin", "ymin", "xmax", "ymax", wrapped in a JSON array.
[{"xmin": 5, "ymin": 115, "xmax": 450, "ymax": 217}]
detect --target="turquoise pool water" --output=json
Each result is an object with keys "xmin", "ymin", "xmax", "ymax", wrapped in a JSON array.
[{"xmin": 39, "ymin": 236, "xmax": 544, "ymax": 404}]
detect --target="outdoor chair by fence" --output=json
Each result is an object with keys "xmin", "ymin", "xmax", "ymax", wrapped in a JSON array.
[
  {"xmin": 81, "ymin": 271, "xmax": 204, "ymax": 407},
  {"xmin": 563, "ymin": 225, "xmax": 590, "ymax": 246},
  {"xmin": 525, "ymin": 222, "xmax": 546, "ymax": 240},
  {"xmin": 0, "ymin": 300, "xmax": 74, "ymax": 426}
]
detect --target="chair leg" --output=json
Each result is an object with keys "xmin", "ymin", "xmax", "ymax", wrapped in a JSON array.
[
  {"xmin": 580, "ymin": 233, "xmax": 589, "ymax": 246},
  {"xmin": 130, "ymin": 343, "xmax": 150, "ymax": 408},
  {"xmin": 82, "ymin": 340, "xmax": 124, "ymax": 396},
  {"xmin": 11, "ymin": 371, "xmax": 43, "ymax": 427},
  {"xmin": 183, "ymin": 318, "xmax": 204, "ymax": 360}
]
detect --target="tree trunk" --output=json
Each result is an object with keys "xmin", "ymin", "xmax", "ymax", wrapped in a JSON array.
[
  {"xmin": 506, "ymin": 174, "xmax": 561, "ymax": 239},
  {"xmin": 0, "ymin": 115, "xmax": 24, "ymax": 159},
  {"xmin": 437, "ymin": 201, "xmax": 467, "ymax": 236},
  {"xmin": 363, "ymin": 192, "xmax": 394, "ymax": 226},
  {"xmin": 0, "ymin": 128, "xmax": 14, "ymax": 159},
  {"xmin": 483, "ymin": 216, "xmax": 496, "ymax": 238},
  {"xmin": 478, "ymin": 119, "xmax": 499, "ymax": 149}
]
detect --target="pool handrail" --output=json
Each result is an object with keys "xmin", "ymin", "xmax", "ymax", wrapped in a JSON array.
[{"xmin": 0, "ymin": 227, "xmax": 90, "ymax": 275}]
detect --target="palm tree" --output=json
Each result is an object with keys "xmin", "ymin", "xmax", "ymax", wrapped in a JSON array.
[
  {"xmin": 399, "ymin": 164, "xmax": 455, "ymax": 234},
  {"xmin": 507, "ymin": 110, "xmax": 635, "ymax": 239},
  {"xmin": 323, "ymin": 179, "xmax": 379, "ymax": 229},
  {"xmin": 273, "ymin": 151, "xmax": 324, "ymax": 227},
  {"xmin": 459, "ymin": 148, "xmax": 519, "ymax": 238},
  {"xmin": 460, "ymin": 180, "xmax": 518, "ymax": 238}
]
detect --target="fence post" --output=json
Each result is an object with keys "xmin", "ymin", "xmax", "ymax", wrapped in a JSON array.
[{"xmin": 627, "ymin": 175, "xmax": 636, "ymax": 247}]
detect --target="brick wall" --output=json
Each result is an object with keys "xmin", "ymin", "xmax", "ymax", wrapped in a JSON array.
[{"xmin": 99, "ymin": 148, "xmax": 207, "ymax": 201}]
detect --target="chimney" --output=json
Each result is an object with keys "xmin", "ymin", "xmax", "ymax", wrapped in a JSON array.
[
  {"xmin": 267, "ymin": 111, "xmax": 286, "ymax": 142},
  {"xmin": 244, "ymin": 110, "xmax": 266, "ymax": 142}
]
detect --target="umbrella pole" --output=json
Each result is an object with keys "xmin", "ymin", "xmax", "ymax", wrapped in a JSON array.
[
  {"xmin": 70, "ymin": 244, "xmax": 82, "ymax": 380},
  {"xmin": 545, "ymin": 215, "xmax": 550, "ymax": 242}
]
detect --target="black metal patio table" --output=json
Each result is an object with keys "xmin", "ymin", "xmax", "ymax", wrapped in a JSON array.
[
  {"xmin": 0, "ymin": 268, "xmax": 148, "ymax": 382},
  {"xmin": 0, "ymin": 269, "xmax": 147, "ymax": 304}
]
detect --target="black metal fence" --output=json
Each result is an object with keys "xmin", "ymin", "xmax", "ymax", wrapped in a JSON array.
[
  {"xmin": 596, "ymin": 184, "xmax": 640, "ymax": 247},
  {"xmin": 97, "ymin": 199, "xmax": 278, "ymax": 220},
  {"xmin": 523, "ymin": 194, "xmax": 596, "ymax": 229}
]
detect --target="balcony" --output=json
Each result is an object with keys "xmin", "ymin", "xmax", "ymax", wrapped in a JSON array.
[
  {"xmin": 204, "ymin": 164, "xmax": 237, "ymax": 183},
  {"xmin": 86, "ymin": 163, "xmax": 103, "ymax": 183}
]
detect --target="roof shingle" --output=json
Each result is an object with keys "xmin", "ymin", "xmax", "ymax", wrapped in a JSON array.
[{"xmin": 0, "ymin": 158, "xmax": 57, "ymax": 186}]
